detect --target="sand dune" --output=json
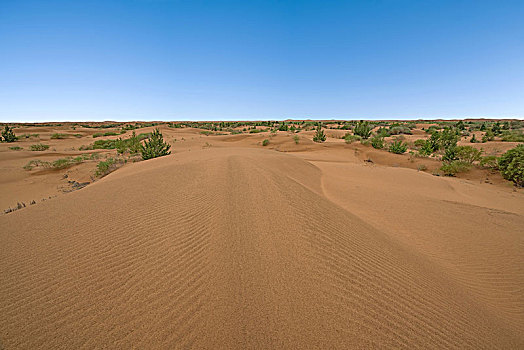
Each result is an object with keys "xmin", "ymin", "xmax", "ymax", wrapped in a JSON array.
[{"xmin": 1, "ymin": 147, "xmax": 523, "ymax": 349}]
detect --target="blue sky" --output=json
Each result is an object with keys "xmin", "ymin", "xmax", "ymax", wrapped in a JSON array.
[{"xmin": 0, "ymin": 0, "xmax": 523, "ymax": 121}]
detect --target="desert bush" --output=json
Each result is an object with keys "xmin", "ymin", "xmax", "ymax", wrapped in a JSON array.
[
  {"xmin": 375, "ymin": 127, "xmax": 390, "ymax": 138},
  {"xmin": 501, "ymin": 131, "xmax": 524, "ymax": 142},
  {"xmin": 455, "ymin": 146, "xmax": 482, "ymax": 164},
  {"xmin": 278, "ymin": 123, "xmax": 288, "ymax": 131},
  {"xmin": 313, "ymin": 125, "xmax": 326, "ymax": 143},
  {"xmin": 262, "ymin": 139, "xmax": 269, "ymax": 146},
  {"xmin": 354, "ymin": 121, "xmax": 372, "ymax": 139},
  {"xmin": 498, "ymin": 144, "xmax": 524, "ymax": 186},
  {"xmin": 470, "ymin": 134, "xmax": 478, "ymax": 143},
  {"xmin": 92, "ymin": 133, "xmax": 104, "ymax": 138},
  {"xmin": 371, "ymin": 136, "xmax": 384, "ymax": 149},
  {"xmin": 30, "ymin": 143, "xmax": 50, "ymax": 151},
  {"xmin": 440, "ymin": 160, "xmax": 471, "ymax": 176},
  {"xmin": 9, "ymin": 146, "xmax": 23, "ymax": 151},
  {"xmin": 2, "ymin": 125, "xmax": 17, "ymax": 142},
  {"xmin": 417, "ymin": 164, "xmax": 427, "ymax": 171},
  {"xmin": 293, "ymin": 135, "xmax": 300, "ymax": 144},
  {"xmin": 482, "ymin": 130, "xmax": 494, "ymax": 142},
  {"xmin": 51, "ymin": 133, "xmax": 67, "ymax": 139},
  {"xmin": 115, "ymin": 131, "xmax": 142, "ymax": 154},
  {"xmin": 344, "ymin": 133, "xmax": 361, "ymax": 144},
  {"xmin": 140, "ymin": 129, "xmax": 171, "ymax": 160},
  {"xmin": 95, "ymin": 158, "xmax": 117, "ymax": 177},
  {"xmin": 479, "ymin": 155, "xmax": 498, "ymax": 170},
  {"xmin": 414, "ymin": 139, "xmax": 426, "ymax": 148},
  {"xmin": 388, "ymin": 140, "xmax": 407, "ymax": 154},
  {"xmin": 389, "ymin": 125, "xmax": 412, "ymax": 135}
]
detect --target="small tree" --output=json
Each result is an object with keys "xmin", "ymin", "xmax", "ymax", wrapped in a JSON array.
[
  {"xmin": 354, "ymin": 120, "xmax": 372, "ymax": 139},
  {"xmin": 2, "ymin": 125, "xmax": 17, "ymax": 142},
  {"xmin": 140, "ymin": 128, "xmax": 171, "ymax": 160},
  {"xmin": 313, "ymin": 125, "xmax": 326, "ymax": 143}
]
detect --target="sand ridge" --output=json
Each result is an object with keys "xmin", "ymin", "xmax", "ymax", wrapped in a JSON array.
[{"xmin": 1, "ymin": 147, "xmax": 523, "ymax": 348}]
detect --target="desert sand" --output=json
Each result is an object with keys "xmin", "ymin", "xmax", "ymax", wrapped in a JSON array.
[{"xmin": 1, "ymin": 122, "xmax": 523, "ymax": 349}]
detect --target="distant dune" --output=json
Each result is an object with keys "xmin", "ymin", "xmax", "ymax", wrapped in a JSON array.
[{"xmin": 1, "ymin": 145, "xmax": 523, "ymax": 348}]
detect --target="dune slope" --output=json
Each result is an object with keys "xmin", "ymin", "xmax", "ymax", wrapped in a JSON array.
[{"xmin": 0, "ymin": 148, "xmax": 522, "ymax": 349}]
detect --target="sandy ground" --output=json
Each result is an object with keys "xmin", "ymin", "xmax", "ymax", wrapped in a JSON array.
[{"xmin": 0, "ymin": 124, "xmax": 523, "ymax": 348}]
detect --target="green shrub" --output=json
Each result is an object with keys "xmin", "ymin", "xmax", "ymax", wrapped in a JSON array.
[
  {"xmin": 455, "ymin": 146, "xmax": 482, "ymax": 164},
  {"xmin": 414, "ymin": 139, "xmax": 426, "ymax": 148},
  {"xmin": 470, "ymin": 134, "xmax": 478, "ymax": 143},
  {"xmin": 9, "ymin": 146, "xmax": 23, "ymax": 151},
  {"xmin": 293, "ymin": 135, "xmax": 300, "ymax": 144},
  {"xmin": 313, "ymin": 125, "xmax": 326, "ymax": 143},
  {"xmin": 278, "ymin": 123, "xmax": 288, "ymax": 131},
  {"xmin": 344, "ymin": 134, "xmax": 361, "ymax": 144},
  {"xmin": 354, "ymin": 120, "xmax": 372, "ymax": 139},
  {"xmin": 2, "ymin": 125, "xmax": 17, "ymax": 142},
  {"xmin": 440, "ymin": 160, "xmax": 471, "ymax": 176},
  {"xmin": 375, "ymin": 127, "xmax": 390, "ymax": 138},
  {"xmin": 96, "ymin": 158, "xmax": 117, "ymax": 177},
  {"xmin": 388, "ymin": 140, "xmax": 408, "ymax": 154},
  {"xmin": 501, "ymin": 131, "xmax": 524, "ymax": 142},
  {"xmin": 389, "ymin": 125, "xmax": 412, "ymax": 135},
  {"xmin": 140, "ymin": 129, "xmax": 171, "ymax": 160},
  {"xmin": 51, "ymin": 133, "xmax": 67, "ymax": 139},
  {"xmin": 262, "ymin": 139, "xmax": 269, "ymax": 146},
  {"xmin": 498, "ymin": 145, "xmax": 524, "ymax": 186},
  {"xmin": 371, "ymin": 136, "xmax": 384, "ymax": 149},
  {"xmin": 482, "ymin": 130, "xmax": 494, "ymax": 142},
  {"xmin": 479, "ymin": 156, "xmax": 498, "ymax": 170},
  {"xmin": 93, "ymin": 133, "xmax": 103, "ymax": 138},
  {"xmin": 30, "ymin": 143, "xmax": 50, "ymax": 151},
  {"xmin": 115, "ymin": 131, "xmax": 142, "ymax": 154}
]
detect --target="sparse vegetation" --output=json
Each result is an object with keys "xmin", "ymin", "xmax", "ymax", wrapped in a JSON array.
[
  {"xmin": 95, "ymin": 158, "xmax": 119, "ymax": 177},
  {"xmin": 262, "ymin": 139, "xmax": 269, "ymax": 146},
  {"xmin": 344, "ymin": 134, "xmax": 361, "ymax": 144},
  {"xmin": 9, "ymin": 146, "xmax": 23, "ymax": 151},
  {"xmin": 30, "ymin": 143, "xmax": 50, "ymax": 151},
  {"xmin": 140, "ymin": 128, "xmax": 171, "ymax": 160},
  {"xmin": 51, "ymin": 133, "xmax": 68, "ymax": 139},
  {"xmin": 440, "ymin": 160, "xmax": 471, "ymax": 176},
  {"xmin": 293, "ymin": 135, "xmax": 300, "ymax": 144}
]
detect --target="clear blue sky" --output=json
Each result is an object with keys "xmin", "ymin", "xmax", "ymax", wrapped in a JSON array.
[{"xmin": 1, "ymin": 0, "xmax": 523, "ymax": 121}]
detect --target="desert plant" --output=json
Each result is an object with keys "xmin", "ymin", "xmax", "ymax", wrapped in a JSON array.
[
  {"xmin": 371, "ymin": 136, "xmax": 384, "ymax": 149},
  {"xmin": 482, "ymin": 130, "xmax": 494, "ymax": 142},
  {"xmin": 498, "ymin": 145, "xmax": 524, "ymax": 186},
  {"xmin": 293, "ymin": 135, "xmax": 300, "ymax": 144},
  {"xmin": 455, "ymin": 146, "xmax": 482, "ymax": 164},
  {"xmin": 388, "ymin": 140, "xmax": 407, "ymax": 154},
  {"xmin": 501, "ymin": 131, "xmax": 524, "ymax": 142},
  {"xmin": 9, "ymin": 146, "xmax": 23, "ymax": 151},
  {"xmin": 51, "ymin": 133, "xmax": 67, "ymax": 139},
  {"xmin": 479, "ymin": 155, "xmax": 498, "ymax": 170},
  {"xmin": 140, "ymin": 128, "xmax": 171, "ymax": 160},
  {"xmin": 30, "ymin": 143, "xmax": 50, "ymax": 151},
  {"xmin": 313, "ymin": 125, "xmax": 326, "ymax": 143},
  {"xmin": 95, "ymin": 158, "xmax": 117, "ymax": 177},
  {"xmin": 470, "ymin": 134, "xmax": 478, "ymax": 143},
  {"xmin": 344, "ymin": 134, "xmax": 361, "ymax": 144},
  {"xmin": 440, "ymin": 160, "xmax": 471, "ymax": 176},
  {"xmin": 354, "ymin": 120, "xmax": 372, "ymax": 139},
  {"xmin": 2, "ymin": 125, "xmax": 17, "ymax": 142},
  {"xmin": 262, "ymin": 139, "xmax": 269, "ymax": 146}
]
